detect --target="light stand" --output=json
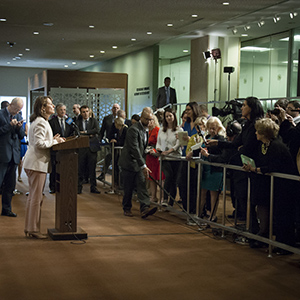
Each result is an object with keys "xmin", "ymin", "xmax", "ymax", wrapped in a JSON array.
[{"xmin": 224, "ymin": 66, "xmax": 235, "ymax": 102}]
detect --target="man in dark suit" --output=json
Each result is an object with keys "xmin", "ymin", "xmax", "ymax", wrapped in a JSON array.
[
  {"xmin": 119, "ymin": 107, "xmax": 157, "ymax": 218},
  {"xmin": 97, "ymin": 103, "xmax": 120, "ymax": 181},
  {"xmin": 0, "ymin": 98, "xmax": 25, "ymax": 217},
  {"xmin": 156, "ymin": 77, "xmax": 177, "ymax": 109},
  {"xmin": 72, "ymin": 103, "xmax": 81, "ymax": 122},
  {"xmin": 76, "ymin": 105, "xmax": 100, "ymax": 194},
  {"xmin": 49, "ymin": 103, "xmax": 73, "ymax": 193}
]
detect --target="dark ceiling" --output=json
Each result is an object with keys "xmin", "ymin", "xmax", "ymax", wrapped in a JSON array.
[{"xmin": 0, "ymin": 0, "xmax": 299, "ymax": 70}]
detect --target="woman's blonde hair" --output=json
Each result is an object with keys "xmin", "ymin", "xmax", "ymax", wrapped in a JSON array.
[
  {"xmin": 194, "ymin": 116, "xmax": 207, "ymax": 127},
  {"xmin": 151, "ymin": 114, "xmax": 160, "ymax": 128},
  {"xmin": 255, "ymin": 118, "xmax": 279, "ymax": 140},
  {"xmin": 115, "ymin": 117, "xmax": 127, "ymax": 128},
  {"xmin": 206, "ymin": 116, "xmax": 226, "ymax": 137}
]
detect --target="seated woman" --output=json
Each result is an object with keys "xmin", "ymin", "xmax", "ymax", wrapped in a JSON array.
[
  {"xmin": 156, "ymin": 108, "xmax": 183, "ymax": 207},
  {"xmin": 191, "ymin": 117, "xmax": 226, "ymax": 221},
  {"xmin": 243, "ymin": 118, "xmax": 298, "ymax": 251}
]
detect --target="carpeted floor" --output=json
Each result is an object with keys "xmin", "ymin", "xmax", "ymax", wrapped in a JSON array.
[{"xmin": 0, "ymin": 175, "xmax": 300, "ymax": 300}]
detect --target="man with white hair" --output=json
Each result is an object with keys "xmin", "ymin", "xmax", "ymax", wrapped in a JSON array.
[{"xmin": 0, "ymin": 98, "xmax": 25, "ymax": 217}]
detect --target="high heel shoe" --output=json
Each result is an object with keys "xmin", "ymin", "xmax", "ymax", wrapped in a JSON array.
[{"xmin": 28, "ymin": 231, "xmax": 48, "ymax": 239}]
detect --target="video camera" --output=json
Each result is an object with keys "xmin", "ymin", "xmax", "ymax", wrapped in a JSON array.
[{"xmin": 212, "ymin": 100, "xmax": 243, "ymax": 120}]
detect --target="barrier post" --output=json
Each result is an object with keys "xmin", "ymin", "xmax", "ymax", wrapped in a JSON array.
[
  {"xmin": 268, "ymin": 175, "xmax": 274, "ymax": 258},
  {"xmin": 222, "ymin": 166, "xmax": 227, "ymax": 238},
  {"xmin": 246, "ymin": 177, "xmax": 251, "ymax": 231}
]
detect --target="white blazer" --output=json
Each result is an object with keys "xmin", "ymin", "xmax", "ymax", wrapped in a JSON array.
[{"xmin": 23, "ymin": 117, "xmax": 58, "ymax": 173}]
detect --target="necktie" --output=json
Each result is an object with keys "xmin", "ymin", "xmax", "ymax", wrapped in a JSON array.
[
  {"xmin": 85, "ymin": 120, "xmax": 88, "ymax": 131},
  {"xmin": 60, "ymin": 118, "xmax": 65, "ymax": 137},
  {"xmin": 166, "ymin": 88, "xmax": 170, "ymax": 104}
]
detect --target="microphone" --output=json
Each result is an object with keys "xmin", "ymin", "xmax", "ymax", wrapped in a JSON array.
[{"xmin": 66, "ymin": 117, "xmax": 80, "ymax": 136}]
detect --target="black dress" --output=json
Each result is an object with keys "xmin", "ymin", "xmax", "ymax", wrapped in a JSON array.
[{"xmin": 250, "ymin": 138, "xmax": 298, "ymax": 245}]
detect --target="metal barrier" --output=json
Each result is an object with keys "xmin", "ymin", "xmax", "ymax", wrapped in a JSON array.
[{"xmin": 100, "ymin": 143, "xmax": 300, "ymax": 257}]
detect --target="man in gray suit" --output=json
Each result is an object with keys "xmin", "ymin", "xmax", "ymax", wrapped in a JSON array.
[
  {"xmin": 0, "ymin": 98, "xmax": 25, "ymax": 217},
  {"xmin": 156, "ymin": 77, "xmax": 177, "ymax": 109},
  {"xmin": 119, "ymin": 107, "xmax": 157, "ymax": 218}
]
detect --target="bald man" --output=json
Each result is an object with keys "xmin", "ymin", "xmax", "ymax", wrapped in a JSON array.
[
  {"xmin": 119, "ymin": 107, "xmax": 157, "ymax": 218},
  {"xmin": 0, "ymin": 98, "xmax": 25, "ymax": 217}
]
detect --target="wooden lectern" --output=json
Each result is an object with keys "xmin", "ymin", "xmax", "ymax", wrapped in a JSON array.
[{"xmin": 47, "ymin": 136, "xmax": 89, "ymax": 240}]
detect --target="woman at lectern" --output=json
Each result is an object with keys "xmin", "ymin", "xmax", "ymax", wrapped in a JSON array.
[{"xmin": 23, "ymin": 96, "xmax": 65, "ymax": 239}]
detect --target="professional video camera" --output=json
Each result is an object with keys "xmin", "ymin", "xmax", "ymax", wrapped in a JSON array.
[{"xmin": 212, "ymin": 100, "xmax": 243, "ymax": 120}]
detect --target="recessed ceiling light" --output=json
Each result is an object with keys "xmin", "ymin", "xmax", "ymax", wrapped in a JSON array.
[
  {"xmin": 12, "ymin": 58, "xmax": 16, "ymax": 60},
  {"xmin": 64, "ymin": 65, "xmax": 69, "ymax": 68},
  {"xmin": 7, "ymin": 62, "xmax": 10, "ymax": 64},
  {"xmin": 0, "ymin": 18, "xmax": 7, "ymax": 22},
  {"xmin": 33, "ymin": 31, "xmax": 39, "ymax": 35},
  {"xmin": 100, "ymin": 50, "xmax": 105, "ymax": 53},
  {"xmin": 241, "ymin": 34, "xmax": 248, "ymax": 37},
  {"xmin": 43, "ymin": 22, "xmax": 54, "ymax": 26},
  {"xmin": 223, "ymin": 2, "xmax": 230, "ymax": 5},
  {"xmin": 19, "ymin": 53, "xmax": 23, "ymax": 56},
  {"xmin": 147, "ymin": 32, "xmax": 152, "ymax": 35},
  {"xmin": 131, "ymin": 38, "xmax": 136, "ymax": 41},
  {"xmin": 191, "ymin": 14, "xmax": 198, "ymax": 18},
  {"xmin": 183, "ymin": 50, "xmax": 189, "ymax": 53},
  {"xmin": 15, "ymin": 56, "xmax": 21, "ymax": 59},
  {"xmin": 112, "ymin": 46, "xmax": 118, "ymax": 49},
  {"xmin": 72, "ymin": 62, "xmax": 77, "ymax": 65},
  {"xmin": 25, "ymin": 48, "xmax": 30, "ymax": 51},
  {"xmin": 167, "ymin": 23, "xmax": 173, "ymax": 27},
  {"xmin": 89, "ymin": 55, "xmax": 94, "ymax": 58},
  {"xmin": 89, "ymin": 25, "xmax": 95, "ymax": 28}
]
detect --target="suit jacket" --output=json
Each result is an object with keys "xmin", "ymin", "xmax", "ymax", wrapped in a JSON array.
[
  {"xmin": 23, "ymin": 117, "xmax": 58, "ymax": 173},
  {"xmin": 49, "ymin": 116, "xmax": 73, "ymax": 138},
  {"xmin": 156, "ymin": 86, "xmax": 177, "ymax": 109},
  {"xmin": 99, "ymin": 114, "xmax": 114, "ymax": 141},
  {"xmin": 0, "ymin": 108, "xmax": 25, "ymax": 164},
  {"xmin": 75, "ymin": 117, "xmax": 100, "ymax": 152},
  {"xmin": 119, "ymin": 122, "xmax": 148, "ymax": 172}
]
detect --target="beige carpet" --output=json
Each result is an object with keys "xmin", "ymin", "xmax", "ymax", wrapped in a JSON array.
[{"xmin": 0, "ymin": 175, "xmax": 300, "ymax": 300}]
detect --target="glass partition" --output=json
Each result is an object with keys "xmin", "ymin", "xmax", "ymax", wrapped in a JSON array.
[{"xmin": 239, "ymin": 32, "xmax": 289, "ymax": 99}]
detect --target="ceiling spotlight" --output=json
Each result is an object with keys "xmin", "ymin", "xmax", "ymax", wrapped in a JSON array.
[
  {"xmin": 100, "ymin": 50, "xmax": 105, "ymax": 53},
  {"xmin": 33, "ymin": 31, "xmax": 39, "ymax": 35},
  {"xmin": 290, "ymin": 12, "xmax": 298, "ymax": 19},
  {"xmin": 25, "ymin": 48, "xmax": 30, "ymax": 51},
  {"xmin": 7, "ymin": 62, "xmax": 10, "ymax": 64},
  {"xmin": 257, "ymin": 20, "xmax": 265, "ymax": 27},
  {"xmin": 19, "ymin": 53, "xmax": 23, "ymax": 56},
  {"xmin": 89, "ymin": 25, "xmax": 95, "ymax": 28},
  {"xmin": 244, "ymin": 25, "xmax": 251, "ymax": 31},
  {"xmin": 112, "ymin": 46, "xmax": 118, "ymax": 49},
  {"xmin": 72, "ymin": 62, "xmax": 77, "ymax": 65},
  {"xmin": 43, "ymin": 22, "xmax": 54, "ymax": 26},
  {"xmin": 0, "ymin": 18, "xmax": 7, "ymax": 22},
  {"xmin": 223, "ymin": 2, "xmax": 230, "ymax": 5},
  {"xmin": 167, "ymin": 23, "xmax": 173, "ymax": 27},
  {"xmin": 64, "ymin": 65, "xmax": 69, "ymax": 68},
  {"xmin": 89, "ymin": 55, "xmax": 94, "ymax": 58},
  {"xmin": 147, "ymin": 32, "xmax": 152, "ymax": 35},
  {"xmin": 232, "ymin": 28, "xmax": 238, "ymax": 35},
  {"xmin": 131, "ymin": 38, "xmax": 136, "ymax": 41},
  {"xmin": 191, "ymin": 14, "xmax": 198, "ymax": 18},
  {"xmin": 183, "ymin": 50, "xmax": 189, "ymax": 53},
  {"xmin": 241, "ymin": 34, "xmax": 248, "ymax": 37},
  {"xmin": 273, "ymin": 15, "xmax": 281, "ymax": 23},
  {"xmin": 7, "ymin": 41, "xmax": 16, "ymax": 47}
]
